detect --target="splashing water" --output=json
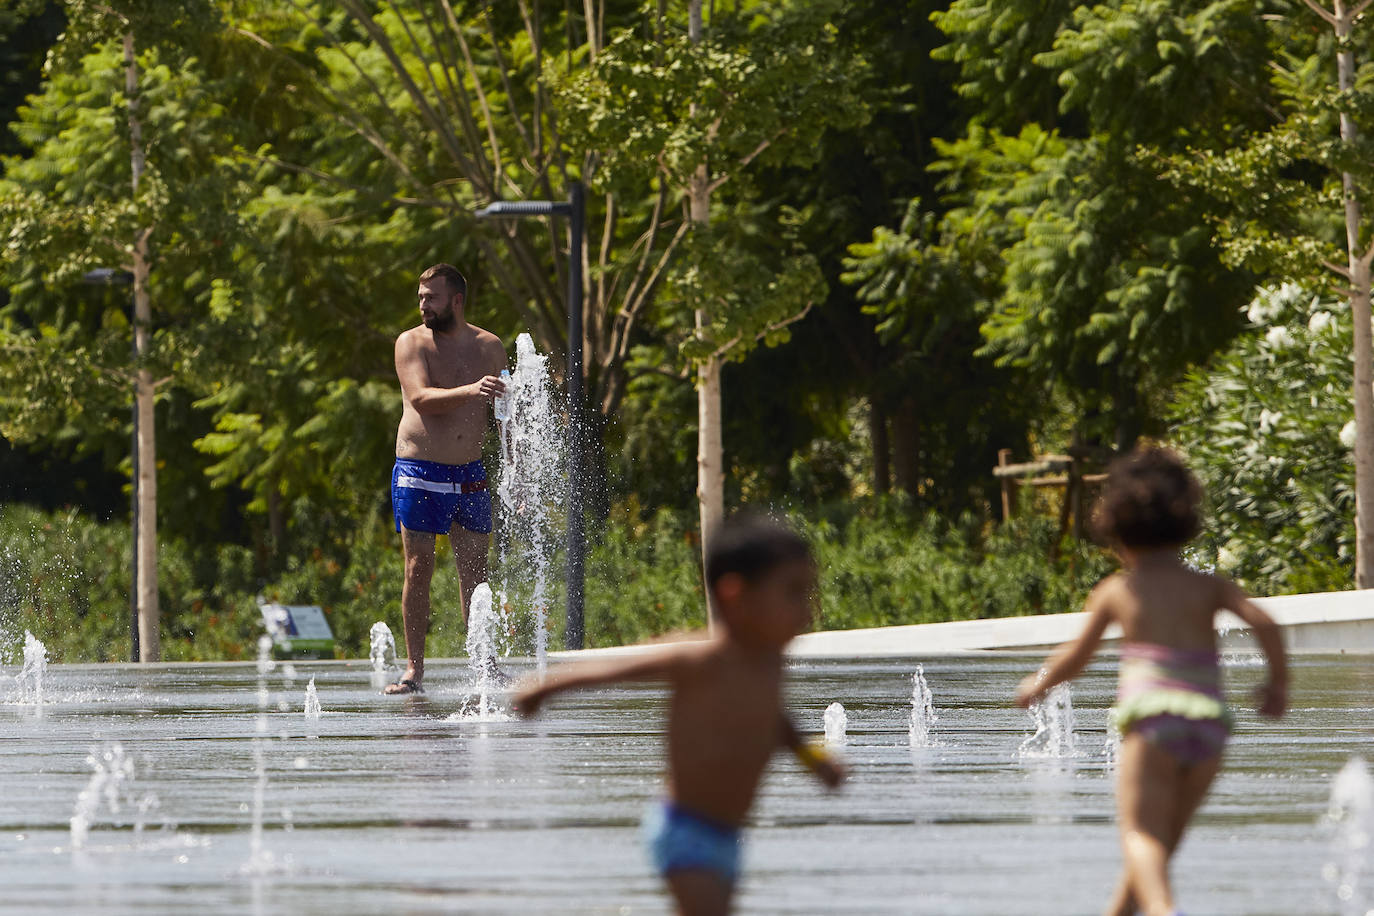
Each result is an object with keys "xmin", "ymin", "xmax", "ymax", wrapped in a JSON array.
[
  {"xmin": 823, "ymin": 702, "xmax": 848, "ymax": 746},
  {"xmin": 1103, "ymin": 719, "xmax": 1122, "ymax": 768},
  {"xmin": 463, "ymin": 583, "xmax": 507, "ymax": 721},
  {"xmin": 0, "ymin": 510, "xmax": 97, "ymax": 666},
  {"xmin": 244, "ymin": 603, "xmax": 294, "ymax": 875},
  {"xmin": 1324, "ymin": 757, "xmax": 1374, "ymax": 914},
  {"xmin": 496, "ymin": 333, "xmax": 565, "ymax": 673},
  {"xmin": 369, "ymin": 621, "xmax": 398, "ymax": 689},
  {"xmin": 70, "ymin": 742, "xmax": 160, "ymax": 851},
  {"xmin": 15, "ymin": 630, "xmax": 47, "ymax": 715},
  {"xmin": 304, "ymin": 677, "xmax": 321, "ymax": 720},
  {"xmin": 908, "ymin": 666, "xmax": 939, "ymax": 748},
  {"xmin": 1018, "ymin": 682, "xmax": 1078, "ymax": 759}
]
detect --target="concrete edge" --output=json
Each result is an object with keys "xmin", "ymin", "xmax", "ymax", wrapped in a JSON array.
[{"xmin": 550, "ymin": 588, "xmax": 1374, "ymax": 661}]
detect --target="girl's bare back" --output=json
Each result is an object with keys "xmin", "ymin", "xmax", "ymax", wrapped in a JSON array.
[{"xmin": 1096, "ymin": 554, "xmax": 1226, "ymax": 651}]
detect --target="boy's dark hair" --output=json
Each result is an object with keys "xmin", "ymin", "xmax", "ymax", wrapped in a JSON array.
[
  {"xmin": 704, "ymin": 513, "xmax": 813, "ymax": 588},
  {"xmin": 1093, "ymin": 447, "xmax": 1202, "ymax": 548}
]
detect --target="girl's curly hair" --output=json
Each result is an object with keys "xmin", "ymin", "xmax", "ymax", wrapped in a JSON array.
[{"xmin": 1093, "ymin": 447, "xmax": 1202, "ymax": 549}]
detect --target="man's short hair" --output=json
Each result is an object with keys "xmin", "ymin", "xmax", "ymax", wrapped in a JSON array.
[{"xmin": 418, "ymin": 263, "xmax": 467, "ymax": 299}]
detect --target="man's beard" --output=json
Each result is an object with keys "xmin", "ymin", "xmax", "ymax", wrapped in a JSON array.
[{"xmin": 424, "ymin": 306, "xmax": 457, "ymax": 332}]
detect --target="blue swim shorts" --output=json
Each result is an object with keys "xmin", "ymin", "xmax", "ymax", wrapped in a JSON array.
[
  {"xmin": 391, "ymin": 458, "xmax": 493, "ymax": 535},
  {"xmin": 643, "ymin": 801, "xmax": 742, "ymax": 886}
]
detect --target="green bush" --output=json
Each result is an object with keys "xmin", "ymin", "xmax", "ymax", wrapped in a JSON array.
[
  {"xmin": 584, "ymin": 508, "xmax": 705, "ymax": 645},
  {"xmin": 1, "ymin": 505, "xmax": 135, "ymax": 663},
  {"xmin": 580, "ymin": 501, "xmax": 1113, "ymax": 644},
  {"xmin": 808, "ymin": 502, "xmax": 1112, "ymax": 630},
  {"xmin": 1169, "ymin": 283, "xmax": 1355, "ymax": 595},
  {"xmin": 0, "ymin": 499, "xmax": 1117, "ymax": 662}
]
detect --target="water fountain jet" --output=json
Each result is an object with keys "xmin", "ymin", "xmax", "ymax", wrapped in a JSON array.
[
  {"xmin": 495, "ymin": 333, "xmax": 565, "ymax": 673},
  {"xmin": 908, "ymin": 666, "xmax": 939, "ymax": 748},
  {"xmin": 369, "ymin": 621, "xmax": 398, "ymax": 690},
  {"xmin": 16, "ymin": 630, "xmax": 47, "ymax": 715},
  {"xmin": 1325, "ymin": 756, "xmax": 1374, "ymax": 914},
  {"xmin": 1018, "ymin": 681, "xmax": 1078, "ymax": 759},
  {"xmin": 823, "ymin": 702, "xmax": 847, "ymax": 746},
  {"xmin": 462, "ymin": 583, "xmax": 509, "ymax": 721}
]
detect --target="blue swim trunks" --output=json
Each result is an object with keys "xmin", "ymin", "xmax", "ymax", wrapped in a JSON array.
[
  {"xmin": 643, "ymin": 801, "xmax": 742, "ymax": 886},
  {"xmin": 391, "ymin": 458, "xmax": 493, "ymax": 535}
]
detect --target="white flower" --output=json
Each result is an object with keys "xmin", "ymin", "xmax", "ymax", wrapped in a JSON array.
[
  {"xmin": 1341, "ymin": 420, "xmax": 1358, "ymax": 449},
  {"xmin": 1217, "ymin": 545, "xmax": 1240, "ymax": 571},
  {"xmin": 1265, "ymin": 326, "xmax": 1295, "ymax": 349},
  {"xmin": 1246, "ymin": 283, "xmax": 1305, "ymax": 325},
  {"xmin": 1308, "ymin": 310, "xmax": 1333, "ymax": 334},
  {"xmin": 1259, "ymin": 408, "xmax": 1283, "ymax": 434},
  {"xmin": 1247, "ymin": 293, "xmax": 1279, "ymax": 325}
]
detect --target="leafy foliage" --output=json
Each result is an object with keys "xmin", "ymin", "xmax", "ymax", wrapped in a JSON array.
[
  {"xmin": 882, "ymin": 2, "xmax": 1282, "ymax": 446},
  {"xmin": 558, "ymin": 0, "xmax": 869, "ymax": 371},
  {"xmin": 1, "ymin": 500, "xmax": 1115, "ymax": 662},
  {"xmin": 1170, "ymin": 283, "xmax": 1355, "ymax": 593},
  {"xmin": 3, "ymin": 0, "xmax": 1369, "ymax": 666}
]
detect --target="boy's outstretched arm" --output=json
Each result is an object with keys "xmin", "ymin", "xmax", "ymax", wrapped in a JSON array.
[
  {"xmin": 512, "ymin": 644, "xmax": 690, "ymax": 717},
  {"xmin": 1219, "ymin": 580, "xmax": 1289, "ymax": 717},
  {"xmin": 779, "ymin": 715, "xmax": 844, "ymax": 788},
  {"xmin": 1014, "ymin": 585, "xmax": 1114, "ymax": 708}
]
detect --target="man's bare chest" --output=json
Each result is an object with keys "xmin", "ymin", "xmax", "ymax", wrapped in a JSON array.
[{"xmin": 421, "ymin": 342, "xmax": 486, "ymax": 389}]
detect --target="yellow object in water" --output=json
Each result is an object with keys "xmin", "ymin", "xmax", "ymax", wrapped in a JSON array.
[{"xmin": 791, "ymin": 738, "xmax": 833, "ymax": 775}]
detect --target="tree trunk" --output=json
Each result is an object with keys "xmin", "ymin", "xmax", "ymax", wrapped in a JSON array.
[
  {"xmin": 890, "ymin": 398, "xmax": 921, "ymax": 499},
  {"xmin": 125, "ymin": 32, "xmax": 159, "ymax": 661},
  {"xmin": 1334, "ymin": 1, "xmax": 1374, "ymax": 588},
  {"xmin": 267, "ymin": 482, "xmax": 286, "ymax": 563},
  {"xmin": 688, "ymin": 0, "xmax": 723, "ymax": 625},
  {"xmin": 581, "ymin": 407, "xmax": 612, "ymax": 523},
  {"xmin": 696, "ymin": 353, "xmax": 724, "ymax": 548},
  {"xmin": 869, "ymin": 398, "xmax": 889, "ymax": 495}
]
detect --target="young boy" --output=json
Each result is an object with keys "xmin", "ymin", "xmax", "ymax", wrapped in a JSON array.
[
  {"xmin": 1015, "ymin": 447, "xmax": 1287, "ymax": 916},
  {"xmin": 514, "ymin": 514, "xmax": 844, "ymax": 916}
]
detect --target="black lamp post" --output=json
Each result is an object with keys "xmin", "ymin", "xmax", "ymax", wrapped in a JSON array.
[
  {"xmin": 81, "ymin": 267, "xmax": 138, "ymax": 663},
  {"xmin": 476, "ymin": 182, "xmax": 586, "ymax": 650}
]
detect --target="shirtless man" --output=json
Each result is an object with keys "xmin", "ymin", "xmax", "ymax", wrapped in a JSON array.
[{"xmin": 386, "ymin": 263, "xmax": 507, "ymax": 695}]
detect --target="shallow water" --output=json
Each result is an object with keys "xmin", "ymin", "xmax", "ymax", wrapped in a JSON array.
[{"xmin": 1, "ymin": 653, "xmax": 1370, "ymax": 914}]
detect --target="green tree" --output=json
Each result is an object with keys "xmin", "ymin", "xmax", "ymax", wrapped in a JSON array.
[
  {"xmin": 856, "ymin": 1, "xmax": 1281, "ymax": 453},
  {"xmin": 0, "ymin": 0, "xmax": 233, "ymax": 659},
  {"xmin": 1163, "ymin": 1, "xmax": 1374, "ymax": 585},
  {"xmin": 842, "ymin": 195, "xmax": 1030, "ymax": 510},
  {"xmin": 229, "ymin": 1, "xmax": 662, "ymax": 428},
  {"xmin": 557, "ymin": 0, "xmax": 867, "ymax": 608}
]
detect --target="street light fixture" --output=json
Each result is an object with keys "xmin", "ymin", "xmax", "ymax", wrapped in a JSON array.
[
  {"xmin": 476, "ymin": 182, "xmax": 586, "ymax": 650},
  {"xmin": 81, "ymin": 267, "xmax": 138, "ymax": 663}
]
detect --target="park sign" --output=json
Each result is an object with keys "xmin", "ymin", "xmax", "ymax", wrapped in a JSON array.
[{"xmin": 258, "ymin": 603, "xmax": 335, "ymax": 660}]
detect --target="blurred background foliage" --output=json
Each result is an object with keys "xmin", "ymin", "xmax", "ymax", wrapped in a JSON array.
[{"xmin": 0, "ymin": 0, "xmax": 1364, "ymax": 660}]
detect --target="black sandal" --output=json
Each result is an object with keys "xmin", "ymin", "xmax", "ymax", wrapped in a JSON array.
[{"xmin": 384, "ymin": 677, "xmax": 424, "ymax": 695}]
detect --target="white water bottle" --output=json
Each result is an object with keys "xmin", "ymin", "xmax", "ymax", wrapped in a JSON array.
[{"xmin": 493, "ymin": 369, "xmax": 512, "ymax": 421}]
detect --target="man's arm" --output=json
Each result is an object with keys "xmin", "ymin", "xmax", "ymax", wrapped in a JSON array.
[{"xmin": 394, "ymin": 332, "xmax": 504, "ymax": 415}]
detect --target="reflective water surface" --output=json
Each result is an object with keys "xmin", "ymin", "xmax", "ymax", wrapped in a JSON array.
[{"xmin": 2, "ymin": 653, "xmax": 1371, "ymax": 914}]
